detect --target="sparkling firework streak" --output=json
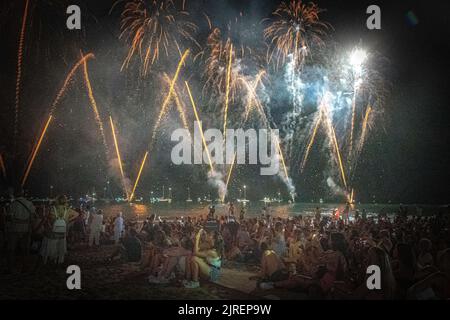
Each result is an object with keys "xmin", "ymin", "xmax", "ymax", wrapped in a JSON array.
[
  {"xmin": 351, "ymin": 105, "xmax": 373, "ymax": 177},
  {"xmin": 223, "ymin": 152, "xmax": 236, "ymax": 202},
  {"xmin": 300, "ymin": 111, "xmax": 322, "ymax": 172},
  {"xmin": 242, "ymin": 70, "xmax": 267, "ymax": 121},
  {"xmin": 231, "ymin": 75, "xmax": 291, "ymax": 195},
  {"xmin": 358, "ymin": 105, "xmax": 372, "ymax": 154},
  {"xmin": 185, "ymin": 81, "xmax": 214, "ymax": 172},
  {"xmin": 202, "ymin": 25, "xmax": 251, "ymax": 103},
  {"xmin": 83, "ymin": 57, "xmax": 109, "ymax": 156},
  {"xmin": 223, "ymin": 43, "xmax": 233, "ymax": 135},
  {"xmin": 348, "ymin": 88, "xmax": 358, "ymax": 159},
  {"xmin": 49, "ymin": 53, "xmax": 95, "ymax": 115},
  {"xmin": 163, "ymin": 73, "xmax": 189, "ymax": 131},
  {"xmin": 264, "ymin": 0, "xmax": 328, "ymax": 69},
  {"xmin": 129, "ymin": 151, "xmax": 148, "ymax": 202},
  {"xmin": 110, "ymin": 116, "xmax": 129, "ymax": 199},
  {"xmin": 274, "ymin": 134, "xmax": 289, "ymax": 181},
  {"xmin": 119, "ymin": 0, "xmax": 197, "ymax": 76},
  {"xmin": 0, "ymin": 153, "xmax": 6, "ymax": 179},
  {"xmin": 14, "ymin": 0, "xmax": 30, "ymax": 150},
  {"xmin": 22, "ymin": 115, "xmax": 53, "ymax": 187},
  {"xmin": 150, "ymin": 49, "xmax": 189, "ymax": 145},
  {"xmin": 224, "ymin": 72, "xmax": 266, "ymax": 201},
  {"xmin": 328, "ymin": 118, "xmax": 347, "ymax": 189}
]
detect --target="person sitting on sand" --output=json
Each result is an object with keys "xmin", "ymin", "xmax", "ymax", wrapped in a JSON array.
[
  {"xmin": 148, "ymin": 234, "xmax": 194, "ymax": 284},
  {"xmin": 183, "ymin": 228, "xmax": 224, "ymax": 288},
  {"xmin": 108, "ymin": 228, "xmax": 142, "ymax": 263},
  {"xmin": 254, "ymin": 242, "xmax": 288, "ymax": 284},
  {"xmin": 272, "ymin": 221, "xmax": 287, "ymax": 258}
]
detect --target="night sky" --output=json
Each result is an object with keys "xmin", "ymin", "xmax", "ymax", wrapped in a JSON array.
[{"xmin": 0, "ymin": 0, "xmax": 449, "ymax": 204}]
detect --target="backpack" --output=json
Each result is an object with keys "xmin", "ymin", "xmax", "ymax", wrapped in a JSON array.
[{"xmin": 52, "ymin": 207, "xmax": 68, "ymax": 235}]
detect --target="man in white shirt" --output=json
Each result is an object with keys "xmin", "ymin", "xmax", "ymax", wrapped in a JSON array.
[
  {"xmin": 89, "ymin": 209, "xmax": 103, "ymax": 247},
  {"xmin": 114, "ymin": 212, "xmax": 124, "ymax": 244}
]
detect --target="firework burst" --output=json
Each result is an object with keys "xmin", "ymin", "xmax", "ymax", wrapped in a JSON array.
[
  {"xmin": 264, "ymin": 0, "xmax": 329, "ymax": 70},
  {"xmin": 119, "ymin": 0, "xmax": 198, "ymax": 76}
]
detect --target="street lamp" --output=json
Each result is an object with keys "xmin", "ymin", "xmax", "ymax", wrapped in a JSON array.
[
  {"xmin": 243, "ymin": 185, "xmax": 247, "ymax": 200},
  {"xmin": 50, "ymin": 185, "xmax": 54, "ymax": 198}
]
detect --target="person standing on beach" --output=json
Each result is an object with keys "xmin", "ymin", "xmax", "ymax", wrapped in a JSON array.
[
  {"xmin": 114, "ymin": 212, "xmax": 124, "ymax": 244},
  {"xmin": 89, "ymin": 209, "xmax": 103, "ymax": 247},
  {"xmin": 40, "ymin": 195, "xmax": 77, "ymax": 265},
  {"xmin": 6, "ymin": 187, "xmax": 35, "ymax": 273}
]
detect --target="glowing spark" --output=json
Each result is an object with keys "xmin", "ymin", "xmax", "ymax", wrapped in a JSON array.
[
  {"xmin": 151, "ymin": 49, "xmax": 189, "ymax": 144},
  {"xmin": 275, "ymin": 134, "xmax": 289, "ymax": 180},
  {"xmin": 185, "ymin": 81, "xmax": 214, "ymax": 172},
  {"xmin": 264, "ymin": 0, "xmax": 328, "ymax": 70},
  {"xmin": 129, "ymin": 151, "xmax": 148, "ymax": 202},
  {"xmin": 22, "ymin": 115, "xmax": 53, "ymax": 187},
  {"xmin": 163, "ymin": 73, "xmax": 189, "ymax": 131},
  {"xmin": 119, "ymin": 0, "xmax": 197, "ymax": 76},
  {"xmin": 83, "ymin": 57, "xmax": 109, "ymax": 156},
  {"xmin": 223, "ymin": 43, "xmax": 233, "ymax": 135},
  {"xmin": 301, "ymin": 112, "xmax": 322, "ymax": 172},
  {"xmin": 358, "ymin": 105, "xmax": 372, "ymax": 152},
  {"xmin": 329, "ymin": 121, "xmax": 347, "ymax": 189},
  {"xmin": 349, "ymin": 88, "xmax": 357, "ymax": 158},
  {"xmin": 50, "ymin": 53, "xmax": 95, "ymax": 115},
  {"xmin": 110, "ymin": 116, "xmax": 129, "ymax": 199},
  {"xmin": 223, "ymin": 152, "xmax": 237, "ymax": 202},
  {"xmin": 349, "ymin": 48, "xmax": 367, "ymax": 73},
  {"xmin": 242, "ymin": 70, "xmax": 267, "ymax": 121},
  {"xmin": 14, "ymin": 0, "xmax": 30, "ymax": 151}
]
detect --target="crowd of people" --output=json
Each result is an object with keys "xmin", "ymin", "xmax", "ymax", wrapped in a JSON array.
[{"xmin": 1, "ymin": 188, "xmax": 450, "ymax": 299}]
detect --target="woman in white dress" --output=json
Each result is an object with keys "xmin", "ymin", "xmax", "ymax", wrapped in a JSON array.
[{"xmin": 40, "ymin": 195, "xmax": 77, "ymax": 264}]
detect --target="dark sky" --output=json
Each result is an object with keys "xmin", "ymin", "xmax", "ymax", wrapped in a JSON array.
[{"xmin": 0, "ymin": 0, "xmax": 449, "ymax": 204}]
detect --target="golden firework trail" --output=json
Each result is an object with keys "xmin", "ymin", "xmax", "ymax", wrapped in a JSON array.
[
  {"xmin": 83, "ymin": 57, "xmax": 109, "ymax": 156},
  {"xmin": 231, "ymin": 75, "xmax": 290, "ymax": 193},
  {"xmin": 129, "ymin": 151, "xmax": 148, "ymax": 202},
  {"xmin": 50, "ymin": 53, "xmax": 95, "ymax": 115},
  {"xmin": 350, "ymin": 105, "xmax": 373, "ymax": 178},
  {"xmin": 275, "ymin": 134, "xmax": 289, "ymax": 180},
  {"xmin": 14, "ymin": 0, "xmax": 30, "ymax": 150},
  {"xmin": 264, "ymin": 0, "xmax": 328, "ymax": 70},
  {"xmin": 224, "ymin": 72, "xmax": 269, "ymax": 201},
  {"xmin": 242, "ymin": 70, "xmax": 267, "ymax": 121},
  {"xmin": 222, "ymin": 152, "xmax": 237, "ymax": 202},
  {"xmin": 150, "ymin": 49, "xmax": 189, "ymax": 144},
  {"xmin": 185, "ymin": 81, "xmax": 214, "ymax": 172},
  {"xmin": 0, "ymin": 153, "xmax": 6, "ymax": 180},
  {"xmin": 329, "ymin": 120, "xmax": 347, "ymax": 189},
  {"xmin": 358, "ymin": 105, "xmax": 372, "ymax": 153},
  {"xmin": 163, "ymin": 73, "xmax": 189, "ymax": 131},
  {"xmin": 119, "ymin": 0, "xmax": 197, "ymax": 76},
  {"xmin": 349, "ymin": 88, "xmax": 358, "ymax": 159},
  {"xmin": 223, "ymin": 43, "xmax": 233, "ymax": 136},
  {"xmin": 301, "ymin": 112, "xmax": 322, "ymax": 172},
  {"xmin": 110, "ymin": 116, "xmax": 129, "ymax": 199},
  {"xmin": 22, "ymin": 115, "xmax": 53, "ymax": 187}
]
